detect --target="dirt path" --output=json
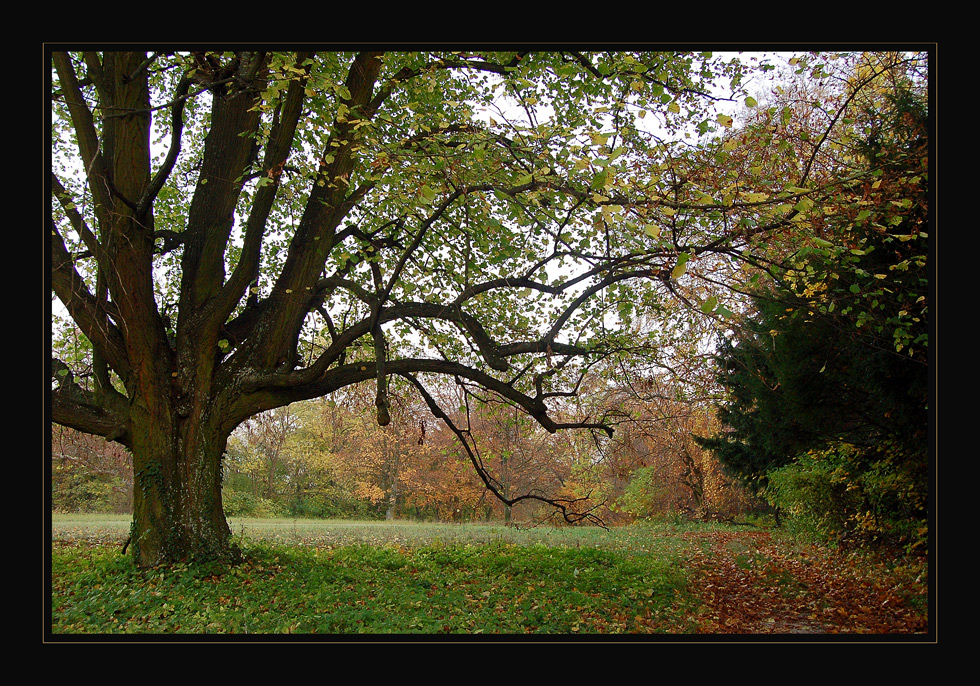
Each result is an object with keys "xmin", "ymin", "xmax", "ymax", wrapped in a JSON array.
[{"xmin": 677, "ymin": 529, "xmax": 928, "ymax": 635}]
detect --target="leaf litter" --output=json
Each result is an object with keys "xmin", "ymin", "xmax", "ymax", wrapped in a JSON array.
[{"xmin": 678, "ymin": 529, "xmax": 928, "ymax": 635}]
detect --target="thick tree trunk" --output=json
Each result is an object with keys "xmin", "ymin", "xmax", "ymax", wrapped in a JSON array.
[{"xmin": 128, "ymin": 400, "xmax": 239, "ymax": 568}]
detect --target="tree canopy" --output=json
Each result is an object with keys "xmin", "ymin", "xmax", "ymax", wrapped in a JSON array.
[{"xmin": 49, "ymin": 49, "xmax": 930, "ymax": 566}]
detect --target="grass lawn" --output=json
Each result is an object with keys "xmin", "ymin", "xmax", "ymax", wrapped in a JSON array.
[
  {"xmin": 49, "ymin": 516, "xmax": 704, "ymax": 636},
  {"xmin": 49, "ymin": 515, "xmax": 929, "ymax": 638}
]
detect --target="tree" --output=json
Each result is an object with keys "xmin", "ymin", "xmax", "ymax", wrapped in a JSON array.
[
  {"xmin": 227, "ymin": 406, "xmax": 296, "ymax": 499},
  {"xmin": 52, "ymin": 424, "xmax": 133, "ymax": 513},
  {"xmin": 696, "ymin": 75, "xmax": 929, "ymax": 546},
  {"xmin": 50, "ymin": 49, "xmax": 908, "ymax": 566},
  {"xmin": 328, "ymin": 387, "xmax": 432, "ymax": 520},
  {"xmin": 275, "ymin": 398, "xmax": 361, "ymax": 518}
]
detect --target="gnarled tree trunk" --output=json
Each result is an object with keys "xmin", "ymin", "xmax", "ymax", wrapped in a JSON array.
[{"xmin": 128, "ymin": 397, "xmax": 239, "ymax": 567}]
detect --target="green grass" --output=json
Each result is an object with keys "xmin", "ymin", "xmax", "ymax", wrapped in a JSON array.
[{"xmin": 50, "ymin": 517, "xmax": 705, "ymax": 636}]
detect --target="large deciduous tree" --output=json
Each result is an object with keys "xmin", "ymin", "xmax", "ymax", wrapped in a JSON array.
[{"xmin": 49, "ymin": 49, "xmax": 916, "ymax": 566}]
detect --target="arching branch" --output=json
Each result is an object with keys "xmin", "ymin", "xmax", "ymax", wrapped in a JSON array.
[{"xmin": 400, "ymin": 372, "xmax": 607, "ymax": 526}]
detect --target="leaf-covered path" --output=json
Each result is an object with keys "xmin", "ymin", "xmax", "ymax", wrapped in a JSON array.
[{"xmin": 677, "ymin": 529, "xmax": 928, "ymax": 635}]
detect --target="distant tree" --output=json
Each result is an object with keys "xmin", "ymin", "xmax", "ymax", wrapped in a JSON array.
[
  {"xmin": 274, "ymin": 398, "xmax": 355, "ymax": 517},
  {"xmin": 226, "ymin": 407, "xmax": 297, "ymax": 499},
  {"xmin": 51, "ymin": 425, "xmax": 133, "ymax": 513}
]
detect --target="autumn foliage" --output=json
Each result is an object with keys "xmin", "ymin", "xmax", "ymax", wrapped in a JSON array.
[{"xmin": 50, "ymin": 50, "xmax": 929, "ymax": 568}]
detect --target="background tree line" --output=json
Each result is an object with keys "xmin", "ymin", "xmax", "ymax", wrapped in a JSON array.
[{"xmin": 52, "ymin": 370, "xmax": 762, "ymax": 525}]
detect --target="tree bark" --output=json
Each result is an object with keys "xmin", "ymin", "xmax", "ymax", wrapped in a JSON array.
[{"xmin": 129, "ymin": 396, "xmax": 240, "ymax": 567}]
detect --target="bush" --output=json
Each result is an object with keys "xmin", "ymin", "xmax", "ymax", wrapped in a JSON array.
[
  {"xmin": 285, "ymin": 492, "xmax": 379, "ymax": 520},
  {"xmin": 222, "ymin": 490, "xmax": 285, "ymax": 518},
  {"xmin": 615, "ymin": 466, "xmax": 676, "ymax": 521},
  {"xmin": 765, "ymin": 443, "xmax": 927, "ymax": 552},
  {"xmin": 52, "ymin": 461, "xmax": 130, "ymax": 514}
]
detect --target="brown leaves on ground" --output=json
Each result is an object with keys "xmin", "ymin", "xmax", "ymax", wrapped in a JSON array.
[{"xmin": 679, "ymin": 529, "xmax": 928, "ymax": 635}]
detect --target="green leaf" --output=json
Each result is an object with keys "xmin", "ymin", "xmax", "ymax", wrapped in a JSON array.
[
  {"xmin": 714, "ymin": 303, "xmax": 735, "ymax": 319},
  {"xmin": 700, "ymin": 296, "xmax": 718, "ymax": 314},
  {"xmin": 671, "ymin": 253, "xmax": 690, "ymax": 279},
  {"xmin": 793, "ymin": 197, "xmax": 814, "ymax": 213}
]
